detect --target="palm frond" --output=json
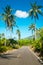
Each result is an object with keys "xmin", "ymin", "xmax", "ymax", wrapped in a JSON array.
[
  {"xmin": 29, "ymin": 2, "xmax": 43, "ymax": 20},
  {"xmin": 38, "ymin": 9, "xmax": 43, "ymax": 16},
  {"xmin": 38, "ymin": 6, "xmax": 43, "ymax": 9}
]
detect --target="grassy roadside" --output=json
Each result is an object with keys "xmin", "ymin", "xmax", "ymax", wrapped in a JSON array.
[{"xmin": 0, "ymin": 44, "xmax": 20, "ymax": 54}]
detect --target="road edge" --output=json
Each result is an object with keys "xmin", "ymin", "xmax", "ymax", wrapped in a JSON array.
[{"xmin": 28, "ymin": 47, "xmax": 43, "ymax": 64}]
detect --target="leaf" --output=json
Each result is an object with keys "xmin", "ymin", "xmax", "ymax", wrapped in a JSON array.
[
  {"xmin": 38, "ymin": 9, "xmax": 43, "ymax": 16},
  {"xmin": 38, "ymin": 6, "xmax": 43, "ymax": 9}
]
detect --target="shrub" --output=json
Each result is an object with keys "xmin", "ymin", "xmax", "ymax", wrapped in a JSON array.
[
  {"xmin": 12, "ymin": 44, "xmax": 20, "ymax": 49},
  {"xmin": 32, "ymin": 39, "xmax": 41, "ymax": 52},
  {"xmin": 34, "ymin": 43, "xmax": 40, "ymax": 52},
  {"xmin": 18, "ymin": 39, "xmax": 31, "ymax": 46},
  {"xmin": 9, "ymin": 39, "xmax": 18, "ymax": 45},
  {"xmin": 0, "ymin": 46, "xmax": 8, "ymax": 52}
]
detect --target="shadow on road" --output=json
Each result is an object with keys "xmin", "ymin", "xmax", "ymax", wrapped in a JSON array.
[{"xmin": 0, "ymin": 53, "xmax": 18, "ymax": 59}]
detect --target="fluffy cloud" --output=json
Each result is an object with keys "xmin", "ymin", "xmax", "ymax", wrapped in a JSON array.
[{"xmin": 15, "ymin": 10, "xmax": 29, "ymax": 18}]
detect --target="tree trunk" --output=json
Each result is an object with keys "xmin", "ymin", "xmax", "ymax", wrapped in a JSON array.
[
  {"xmin": 5, "ymin": 29, "xmax": 6, "ymax": 46},
  {"xmin": 34, "ymin": 18, "xmax": 36, "ymax": 40},
  {"xmin": 10, "ymin": 31, "xmax": 12, "ymax": 39},
  {"xmin": 18, "ymin": 34, "xmax": 20, "ymax": 45},
  {"xmin": 32, "ymin": 30, "xmax": 33, "ymax": 39}
]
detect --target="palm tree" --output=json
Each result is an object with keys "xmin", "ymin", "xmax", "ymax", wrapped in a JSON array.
[
  {"xmin": 28, "ymin": 23, "xmax": 35, "ymax": 39},
  {"xmin": 29, "ymin": 2, "xmax": 43, "ymax": 40},
  {"xmin": 2, "ymin": 5, "xmax": 16, "ymax": 31},
  {"xmin": 2, "ymin": 5, "xmax": 16, "ymax": 45},
  {"xmin": 16, "ymin": 29, "xmax": 21, "ymax": 40}
]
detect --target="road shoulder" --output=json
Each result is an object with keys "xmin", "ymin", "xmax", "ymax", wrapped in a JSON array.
[{"xmin": 28, "ymin": 46, "xmax": 43, "ymax": 64}]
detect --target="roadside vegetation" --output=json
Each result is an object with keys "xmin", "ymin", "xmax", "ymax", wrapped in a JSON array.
[{"xmin": 0, "ymin": 35, "xmax": 20, "ymax": 53}]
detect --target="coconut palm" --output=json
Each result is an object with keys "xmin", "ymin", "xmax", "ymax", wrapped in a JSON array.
[
  {"xmin": 29, "ymin": 2, "xmax": 43, "ymax": 40},
  {"xmin": 28, "ymin": 23, "xmax": 35, "ymax": 39},
  {"xmin": 2, "ymin": 5, "xmax": 16, "ymax": 45},
  {"xmin": 2, "ymin": 5, "xmax": 16, "ymax": 31},
  {"xmin": 16, "ymin": 29, "xmax": 21, "ymax": 40}
]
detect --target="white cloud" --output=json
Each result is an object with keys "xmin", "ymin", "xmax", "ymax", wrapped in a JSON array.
[{"xmin": 15, "ymin": 10, "xmax": 29, "ymax": 18}]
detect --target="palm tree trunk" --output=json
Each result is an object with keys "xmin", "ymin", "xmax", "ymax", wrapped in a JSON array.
[
  {"xmin": 19, "ymin": 36, "xmax": 20, "ymax": 40},
  {"xmin": 18, "ymin": 34, "xmax": 20, "ymax": 45},
  {"xmin": 5, "ymin": 40, "xmax": 6, "ymax": 46},
  {"xmin": 32, "ymin": 30, "xmax": 33, "ymax": 39},
  {"xmin": 10, "ymin": 31, "xmax": 12, "ymax": 39},
  {"xmin": 34, "ymin": 18, "xmax": 36, "ymax": 40},
  {"xmin": 5, "ymin": 29, "xmax": 6, "ymax": 46}
]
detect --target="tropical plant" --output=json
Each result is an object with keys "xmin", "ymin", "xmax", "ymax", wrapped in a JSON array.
[{"xmin": 29, "ymin": 2, "xmax": 43, "ymax": 40}]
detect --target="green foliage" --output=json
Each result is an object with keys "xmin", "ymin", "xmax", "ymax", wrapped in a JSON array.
[
  {"xmin": 12, "ymin": 44, "xmax": 20, "ymax": 49},
  {"xmin": 34, "ymin": 42, "xmax": 40, "ymax": 52},
  {"xmin": 8, "ymin": 39, "xmax": 18, "ymax": 45},
  {"xmin": 6, "ymin": 39, "xmax": 10, "ymax": 46},
  {"xmin": 31, "ymin": 39, "xmax": 41, "ymax": 52},
  {"xmin": 18, "ymin": 39, "xmax": 32, "ymax": 46},
  {"xmin": 38, "ymin": 28, "xmax": 43, "ymax": 55},
  {"xmin": 0, "ymin": 46, "xmax": 8, "ymax": 52}
]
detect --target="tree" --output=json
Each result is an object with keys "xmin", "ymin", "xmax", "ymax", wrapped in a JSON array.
[
  {"xmin": 2, "ymin": 5, "xmax": 16, "ymax": 45},
  {"xmin": 28, "ymin": 23, "xmax": 35, "ymax": 39},
  {"xmin": 16, "ymin": 29, "xmax": 21, "ymax": 40},
  {"xmin": 2, "ymin": 5, "xmax": 16, "ymax": 31},
  {"xmin": 29, "ymin": 2, "xmax": 43, "ymax": 40}
]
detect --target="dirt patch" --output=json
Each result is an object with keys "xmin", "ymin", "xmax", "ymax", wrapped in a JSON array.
[{"xmin": 0, "ymin": 49, "xmax": 17, "ymax": 54}]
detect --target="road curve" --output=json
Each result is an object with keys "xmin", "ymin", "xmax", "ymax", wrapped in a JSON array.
[{"xmin": 0, "ymin": 46, "xmax": 42, "ymax": 65}]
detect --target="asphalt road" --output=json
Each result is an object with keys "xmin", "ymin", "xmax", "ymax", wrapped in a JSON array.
[{"xmin": 0, "ymin": 46, "xmax": 42, "ymax": 65}]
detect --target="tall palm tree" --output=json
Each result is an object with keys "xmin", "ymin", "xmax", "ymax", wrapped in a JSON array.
[
  {"xmin": 2, "ymin": 5, "xmax": 16, "ymax": 45},
  {"xmin": 28, "ymin": 23, "xmax": 35, "ymax": 39},
  {"xmin": 16, "ymin": 29, "xmax": 21, "ymax": 40},
  {"xmin": 29, "ymin": 2, "xmax": 43, "ymax": 40},
  {"xmin": 2, "ymin": 5, "xmax": 16, "ymax": 31}
]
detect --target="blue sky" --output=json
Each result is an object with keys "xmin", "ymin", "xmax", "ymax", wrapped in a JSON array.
[{"xmin": 0, "ymin": 0, "xmax": 43, "ymax": 39}]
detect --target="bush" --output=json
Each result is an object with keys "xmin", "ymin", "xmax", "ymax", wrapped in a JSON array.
[
  {"xmin": 32, "ymin": 39, "xmax": 41, "ymax": 52},
  {"xmin": 34, "ymin": 43, "xmax": 40, "ymax": 52},
  {"xmin": 12, "ymin": 44, "xmax": 20, "ymax": 49},
  {"xmin": 0, "ymin": 46, "xmax": 8, "ymax": 52},
  {"xmin": 9, "ymin": 39, "xmax": 18, "ymax": 45},
  {"xmin": 18, "ymin": 39, "xmax": 31, "ymax": 46}
]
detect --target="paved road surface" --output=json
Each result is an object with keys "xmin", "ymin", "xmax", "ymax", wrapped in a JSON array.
[{"xmin": 0, "ymin": 46, "xmax": 42, "ymax": 65}]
